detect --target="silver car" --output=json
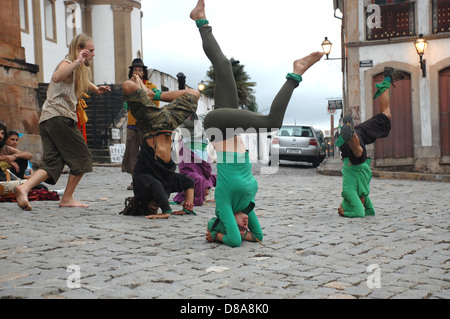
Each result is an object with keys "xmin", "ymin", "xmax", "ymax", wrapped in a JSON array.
[{"xmin": 269, "ymin": 125, "xmax": 323, "ymax": 167}]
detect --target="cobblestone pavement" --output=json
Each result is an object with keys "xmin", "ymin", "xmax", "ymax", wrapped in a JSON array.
[{"xmin": 0, "ymin": 162, "xmax": 449, "ymax": 300}]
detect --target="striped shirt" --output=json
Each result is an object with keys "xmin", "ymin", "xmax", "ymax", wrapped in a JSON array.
[{"xmin": 39, "ymin": 59, "xmax": 78, "ymax": 124}]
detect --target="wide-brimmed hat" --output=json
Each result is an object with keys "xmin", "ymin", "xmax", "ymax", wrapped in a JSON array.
[{"xmin": 129, "ymin": 58, "xmax": 147, "ymax": 69}]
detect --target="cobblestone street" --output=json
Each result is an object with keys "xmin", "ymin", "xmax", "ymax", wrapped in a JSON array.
[{"xmin": 1, "ymin": 163, "xmax": 449, "ymax": 300}]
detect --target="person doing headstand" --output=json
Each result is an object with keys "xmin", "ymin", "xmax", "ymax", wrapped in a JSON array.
[
  {"xmin": 190, "ymin": 0, "xmax": 324, "ymax": 247},
  {"xmin": 121, "ymin": 60, "xmax": 201, "ymax": 218},
  {"xmin": 336, "ymin": 67, "xmax": 406, "ymax": 218}
]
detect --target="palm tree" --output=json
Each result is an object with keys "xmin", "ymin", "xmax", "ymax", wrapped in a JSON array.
[{"xmin": 202, "ymin": 57, "xmax": 258, "ymax": 112}]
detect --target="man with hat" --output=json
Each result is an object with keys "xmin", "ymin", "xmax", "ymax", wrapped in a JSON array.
[{"xmin": 122, "ymin": 58, "xmax": 160, "ymax": 190}]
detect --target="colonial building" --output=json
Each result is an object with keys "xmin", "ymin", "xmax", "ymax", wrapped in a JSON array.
[
  {"xmin": 1, "ymin": 0, "xmax": 213, "ymax": 163},
  {"xmin": 332, "ymin": 0, "xmax": 450, "ymax": 174},
  {"xmin": 20, "ymin": 0, "xmax": 143, "ymax": 84}
]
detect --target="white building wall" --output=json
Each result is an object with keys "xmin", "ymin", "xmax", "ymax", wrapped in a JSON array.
[
  {"xmin": 40, "ymin": 0, "xmax": 73, "ymax": 82},
  {"xmin": 91, "ymin": 5, "xmax": 116, "ymax": 84},
  {"xmin": 21, "ymin": 0, "xmax": 35, "ymax": 64},
  {"xmin": 130, "ymin": 7, "xmax": 142, "ymax": 60}
]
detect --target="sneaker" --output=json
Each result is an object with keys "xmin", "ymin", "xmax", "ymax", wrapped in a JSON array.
[{"xmin": 383, "ymin": 67, "xmax": 406, "ymax": 87}]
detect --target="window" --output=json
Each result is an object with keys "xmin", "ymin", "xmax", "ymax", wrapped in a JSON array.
[
  {"xmin": 44, "ymin": 0, "xmax": 57, "ymax": 42},
  {"xmin": 277, "ymin": 126, "xmax": 314, "ymax": 138},
  {"xmin": 366, "ymin": 0, "xmax": 415, "ymax": 40},
  {"xmin": 432, "ymin": 0, "xmax": 450, "ymax": 34},
  {"xmin": 19, "ymin": 0, "xmax": 29, "ymax": 33}
]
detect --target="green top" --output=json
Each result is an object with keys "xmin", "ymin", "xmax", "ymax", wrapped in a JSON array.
[{"xmin": 208, "ymin": 151, "xmax": 261, "ymax": 247}]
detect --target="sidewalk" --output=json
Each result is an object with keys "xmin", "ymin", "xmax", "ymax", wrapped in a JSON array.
[{"xmin": 318, "ymin": 157, "xmax": 450, "ymax": 183}]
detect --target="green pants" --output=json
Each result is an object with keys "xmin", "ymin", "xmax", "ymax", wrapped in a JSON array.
[
  {"xmin": 200, "ymin": 25, "xmax": 300, "ymax": 141},
  {"xmin": 340, "ymin": 158, "xmax": 375, "ymax": 218}
]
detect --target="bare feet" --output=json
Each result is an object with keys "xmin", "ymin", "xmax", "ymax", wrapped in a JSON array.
[
  {"xmin": 293, "ymin": 52, "xmax": 325, "ymax": 75},
  {"xmin": 14, "ymin": 185, "xmax": 32, "ymax": 211},
  {"xmin": 338, "ymin": 205, "xmax": 345, "ymax": 217},
  {"xmin": 190, "ymin": 0, "xmax": 206, "ymax": 21},
  {"xmin": 59, "ymin": 198, "xmax": 89, "ymax": 208}
]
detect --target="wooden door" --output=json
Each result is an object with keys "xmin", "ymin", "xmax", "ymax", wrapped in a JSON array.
[
  {"xmin": 439, "ymin": 67, "xmax": 450, "ymax": 158},
  {"xmin": 372, "ymin": 72, "xmax": 413, "ymax": 160}
]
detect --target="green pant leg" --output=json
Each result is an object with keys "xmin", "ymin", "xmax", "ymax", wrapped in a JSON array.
[
  {"xmin": 364, "ymin": 195, "xmax": 375, "ymax": 216},
  {"xmin": 341, "ymin": 189, "xmax": 366, "ymax": 218}
]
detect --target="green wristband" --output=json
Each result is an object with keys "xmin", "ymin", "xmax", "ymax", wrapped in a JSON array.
[
  {"xmin": 152, "ymin": 88, "xmax": 161, "ymax": 101},
  {"xmin": 286, "ymin": 73, "xmax": 303, "ymax": 83},
  {"xmin": 183, "ymin": 207, "xmax": 197, "ymax": 215}
]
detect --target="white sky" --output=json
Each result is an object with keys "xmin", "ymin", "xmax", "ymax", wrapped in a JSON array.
[{"xmin": 141, "ymin": 0, "xmax": 343, "ymax": 134}]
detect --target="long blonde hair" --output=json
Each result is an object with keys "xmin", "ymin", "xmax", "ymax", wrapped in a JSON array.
[{"xmin": 67, "ymin": 34, "xmax": 92, "ymax": 98}]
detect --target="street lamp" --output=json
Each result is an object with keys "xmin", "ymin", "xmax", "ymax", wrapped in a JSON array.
[
  {"xmin": 321, "ymin": 37, "xmax": 346, "ymax": 60},
  {"xmin": 321, "ymin": 37, "xmax": 333, "ymax": 59},
  {"xmin": 414, "ymin": 34, "xmax": 428, "ymax": 77},
  {"xmin": 198, "ymin": 80, "xmax": 205, "ymax": 92}
]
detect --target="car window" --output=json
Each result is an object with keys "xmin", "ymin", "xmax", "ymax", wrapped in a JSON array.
[{"xmin": 278, "ymin": 126, "xmax": 313, "ymax": 137}]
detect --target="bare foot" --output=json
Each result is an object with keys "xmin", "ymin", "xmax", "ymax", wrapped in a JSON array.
[
  {"xmin": 14, "ymin": 185, "xmax": 32, "ymax": 211},
  {"xmin": 190, "ymin": 0, "xmax": 206, "ymax": 21},
  {"xmin": 293, "ymin": 51, "xmax": 325, "ymax": 75},
  {"xmin": 59, "ymin": 198, "xmax": 89, "ymax": 208},
  {"xmin": 122, "ymin": 80, "xmax": 138, "ymax": 95},
  {"xmin": 145, "ymin": 213, "xmax": 170, "ymax": 219},
  {"xmin": 338, "ymin": 205, "xmax": 345, "ymax": 217}
]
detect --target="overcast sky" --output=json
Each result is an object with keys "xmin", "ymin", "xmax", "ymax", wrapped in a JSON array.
[{"xmin": 141, "ymin": 0, "xmax": 343, "ymax": 134}]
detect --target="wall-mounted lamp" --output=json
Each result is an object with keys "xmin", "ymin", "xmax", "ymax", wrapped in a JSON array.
[
  {"xmin": 322, "ymin": 37, "xmax": 347, "ymax": 60},
  {"xmin": 321, "ymin": 37, "xmax": 332, "ymax": 59},
  {"xmin": 198, "ymin": 80, "xmax": 205, "ymax": 92},
  {"xmin": 414, "ymin": 34, "xmax": 428, "ymax": 77},
  {"xmin": 321, "ymin": 37, "xmax": 346, "ymax": 60}
]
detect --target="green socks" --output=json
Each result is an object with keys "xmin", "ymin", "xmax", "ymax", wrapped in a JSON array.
[
  {"xmin": 196, "ymin": 19, "xmax": 209, "ymax": 28},
  {"xmin": 373, "ymin": 76, "xmax": 392, "ymax": 99},
  {"xmin": 286, "ymin": 73, "xmax": 303, "ymax": 83}
]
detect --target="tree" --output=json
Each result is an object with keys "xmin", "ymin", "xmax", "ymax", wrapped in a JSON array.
[{"xmin": 202, "ymin": 57, "xmax": 258, "ymax": 112}]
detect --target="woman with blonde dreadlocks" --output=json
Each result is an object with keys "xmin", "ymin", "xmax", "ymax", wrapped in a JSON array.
[{"xmin": 14, "ymin": 34, "xmax": 110, "ymax": 211}]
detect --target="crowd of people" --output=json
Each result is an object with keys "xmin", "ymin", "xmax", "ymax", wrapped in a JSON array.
[{"xmin": 1, "ymin": 0, "xmax": 404, "ymax": 248}]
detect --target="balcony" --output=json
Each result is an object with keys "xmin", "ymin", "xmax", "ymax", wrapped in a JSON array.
[{"xmin": 366, "ymin": 1, "xmax": 415, "ymax": 41}]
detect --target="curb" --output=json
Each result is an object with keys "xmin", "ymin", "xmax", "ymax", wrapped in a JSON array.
[{"xmin": 317, "ymin": 159, "xmax": 450, "ymax": 183}]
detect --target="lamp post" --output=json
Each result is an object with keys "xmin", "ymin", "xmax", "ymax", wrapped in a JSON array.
[{"xmin": 414, "ymin": 34, "xmax": 428, "ymax": 77}]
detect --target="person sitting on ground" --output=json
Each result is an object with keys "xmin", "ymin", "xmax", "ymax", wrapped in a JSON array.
[
  {"xmin": 336, "ymin": 66, "xmax": 406, "ymax": 218},
  {"xmin": 173, "ymin": 114, "xmax": 217, "ymax": 206},
  {"xmin": 0, "ymin": 126, "xmax": 33, "ymax": 180}
]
